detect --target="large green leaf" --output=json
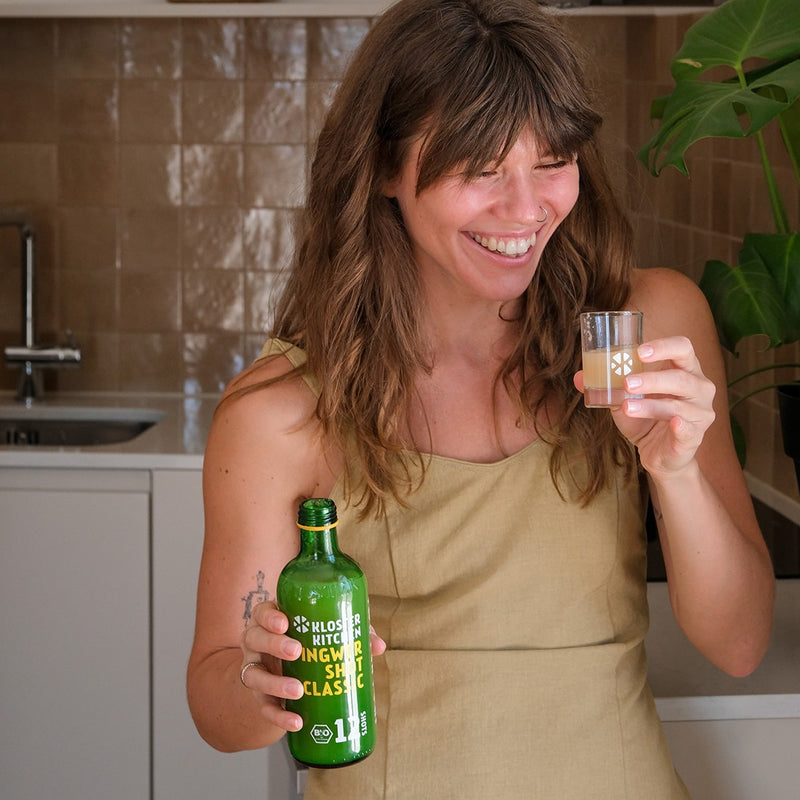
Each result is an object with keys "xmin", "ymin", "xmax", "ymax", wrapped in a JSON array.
[
  {"xmin": 744, "ymin": 232, "xmax": 800, "ymax": 326},
  {"xmin": 670, "ymin": 0, "xmax": 800, "ymax": 81},
  {"xmin": 637, "ymin": 0, "xmax": 800, "ymax": 176},
  {"xmin": 699, "ymin": 233, "xmax": 800, "ymax": 353},
  {"xmin": 640, "ymin": 60, "xmax": 800, "ymax": 176}
]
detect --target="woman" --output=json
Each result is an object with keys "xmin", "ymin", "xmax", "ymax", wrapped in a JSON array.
[{"xmin": 187, "ymin": 1, "xmax": 774, "ymax": 797}]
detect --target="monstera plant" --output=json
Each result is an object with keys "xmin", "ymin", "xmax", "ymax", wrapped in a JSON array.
[{"xmin": 638, "ymin": 0, "xmax": 800, "ymax": 474}]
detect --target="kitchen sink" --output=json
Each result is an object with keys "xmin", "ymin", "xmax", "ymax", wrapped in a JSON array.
[{"xmin": 0, "ymin": 404, "xmax": 165, "ymax": 447}]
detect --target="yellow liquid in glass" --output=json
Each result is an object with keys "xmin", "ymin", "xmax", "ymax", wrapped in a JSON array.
[{"xmin": 582, "ymin": 346, "xmax": 642, "ymax": 407}]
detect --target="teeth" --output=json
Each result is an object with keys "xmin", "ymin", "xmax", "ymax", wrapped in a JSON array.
[{"xmin": 470, "ymin": 232, "xmax": 533, "ymax": 257}]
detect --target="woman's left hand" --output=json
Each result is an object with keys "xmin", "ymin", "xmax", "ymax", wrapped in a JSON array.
[{"xmin": 576, "ymin": 335, "xmax": 717, "ymax": 479}]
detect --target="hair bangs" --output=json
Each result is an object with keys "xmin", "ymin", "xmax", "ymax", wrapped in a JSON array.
[{"xmin": 414, "ymin": 31, "xmax": 599, "ymax": 193}]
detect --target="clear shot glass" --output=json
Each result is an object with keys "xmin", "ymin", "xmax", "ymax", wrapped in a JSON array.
[{"xmin": 580, "ymin": 311, "xmax": 644, "ymax": 408}]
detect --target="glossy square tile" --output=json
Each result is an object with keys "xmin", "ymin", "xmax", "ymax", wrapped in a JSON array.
[
  {"xmin": 243, "ymin": 208, "xmax": 296, "ymax": 272},
  {"xmin": 58, "ymin": 207, "xmax": 119, "ymax": 272},
  {"xmin": 0, "ymin": 144, "xmax": 56, "ymax": 205},
  {"xmin": 119, "ymin": 144, "xmax": 181, "ymax": 207},
  {"xmin": 182, "ymin": 19, "xmax": 244, "ymax": 80},
  {"xmin": 59, "ymin": 269, "xmax": 119, "ymax": 332},
  {"xmin": 57, "ymin": 19, "xmax": 119, "ymax": 79},
  {"xmin": 182, "ymin": 269, "xmax": 244, "ymax": 333},
  {"xmin": 307, "ymin": 18, "xmax": 371, "ymax": 81},
  {"xmin": 183, "ymin": 80, "xmax": 244, "ymax": 144},
  {"xmin": 58, "ymin": 143, "xmax": 118, "ymax": 206},
  {"xmin": 0, "ymin": 19, "xmax": 55, "ymax": 80},
  {"xmin": 245, "ymin": 18, "xmax": 307, "ymax": 81},
  {"xmin": 183, "ymin": 144, "xmax": 243, "ymax": 207},
  {"xmin": 120, "ymin": 206, "xmax": 180, "ymax": 273},
  {"xmin": 245, "ymin": 81, "xmax": 306, "ymax": 144},
  {"xmin": 0, "ymin": 81, "xmax": 56, "ymax": 143},
  {"xmin": 245, "ymin": 269, "xmax": 287, "ymax": 335},
  {"xmin": 119, "ymin": 270, "xmax": 181, "ymax": 333},
  {"xmin": 182, "ymin": 208, "xmax": 244, "ymax": 271},
  {"xmin": 182, "ymin": 331, "xmax": 246, "ymax": 394},
  {"xmin": 243, "ymin": 144, "xmax": 306, "ymax": 208},
  {"xmin": 120, "ymin": 80, "xmax": 181, "ymax": 143},
  {"xmin": 57, "ymin": 80, "xmax": 119, "ymax": 142},
  {"xmin": 119, "ymin": 332, "xmax": 183, "ymax": 392},
  {"xmin": 121, "ymin": 19, "xmax": 182, "ymax": 79}
]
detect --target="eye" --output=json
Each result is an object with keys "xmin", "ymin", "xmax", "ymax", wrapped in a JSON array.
[
  {"xmin": 538, "ymin": 154, "xmax": 576, "ymax": 171},
  {"xmin": 539, "ymin": 159, "xmax": 568, "ymax": 170}
]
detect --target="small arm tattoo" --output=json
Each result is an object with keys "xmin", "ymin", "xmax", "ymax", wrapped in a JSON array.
[{"xmin": 241, "ymin": 569, "xmax": 270, "ymax": 626}]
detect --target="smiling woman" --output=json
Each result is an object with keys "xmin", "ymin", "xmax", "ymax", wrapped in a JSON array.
[{"xmin": 187, "ymin": 2, "xmax": 775, "ymax": 798}]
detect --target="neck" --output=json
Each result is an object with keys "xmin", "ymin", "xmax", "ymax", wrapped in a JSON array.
[{"xmin": 420, "ymin": 299, "xmax": 522, "ymax": 370}]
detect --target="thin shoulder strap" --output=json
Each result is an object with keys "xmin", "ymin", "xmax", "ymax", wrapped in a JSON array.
[{"xmin": 256, "ymin": 338, "xmax": 320, "ymax": 397}]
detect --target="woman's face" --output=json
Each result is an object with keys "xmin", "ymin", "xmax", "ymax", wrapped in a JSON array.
[{"xmin": 384, "ymin": 127, "xmax": 581, "ymax": 311}]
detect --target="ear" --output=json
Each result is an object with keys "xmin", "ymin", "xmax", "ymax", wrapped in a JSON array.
[{"xmin": 381, "ymin": 174, "xmax": 399, "ymax": 199}]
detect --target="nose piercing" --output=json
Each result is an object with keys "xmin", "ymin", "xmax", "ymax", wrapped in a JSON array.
[{"xmin": 536, "ymin": 206, "xmax": 548, "ymax": 223}]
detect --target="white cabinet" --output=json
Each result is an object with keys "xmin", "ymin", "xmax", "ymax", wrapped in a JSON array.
[
  {"xmin": 0, "ymin": 467, "xmax": 150, "ymax": 800},
  {"xmin": 151, "ymin": 468, "xmax": 298, "ymax": 799},
  {"xmin": 0, "ymin": 464, "xmax": 296, "ymax": 799},
  {"xmin": 662, "ymin": 717, "xmax": 800, "ymax": 800}
]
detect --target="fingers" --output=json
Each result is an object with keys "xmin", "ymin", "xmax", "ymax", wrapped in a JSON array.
[
  {"xmin": 612, "ymin": 335, "xmax": 718, "ymax": 476},
  {"xmin": 240, "ymin": 659, "xmax": 303, "ymax": 702},
  {"xmin": 239, "ymin": 657, "xmax": 304, "ymax": 732},
  {"xmin": 240, "ymin": 601, "xmax": 304, "ymax": 731},
  {"xmin": 246, "ymin": 602, "xmax": 302, "ymax": 661},
  {"xmin": 624, "ymin": 336, "xmax": 715, "ymax": 413},
  {"xmin": 240, "ymin": 603, "xmax": 387, "ymax": 733},
  {"xmin": 370, "ymin": 625, "xmax": 387, "ymax": 657},
  {"xmin": 637, "ymin": 335, "xmax": 701, "ymax": 374}
]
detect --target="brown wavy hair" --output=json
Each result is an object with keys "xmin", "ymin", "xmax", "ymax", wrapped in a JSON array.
[{"xmin": 261, "ymin": 0, "xmax": 636, "ymax": 517}]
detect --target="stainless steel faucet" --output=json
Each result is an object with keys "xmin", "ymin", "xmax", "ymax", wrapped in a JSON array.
[{"xmin": 1, "ymin": 208, "xmax": 81, "ymax": 403}]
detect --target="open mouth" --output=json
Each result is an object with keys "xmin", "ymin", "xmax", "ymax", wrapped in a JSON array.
[{"xmin": 468, "ymin": 231, "xmax": 534, "ymax": 258}]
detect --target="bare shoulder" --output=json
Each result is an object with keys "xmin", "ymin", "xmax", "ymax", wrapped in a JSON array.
[
  {"xmin": 206, "ymin": 353, "xmax": 340, "ymax": 503},
  {"xmin": 628, "ymin": 267, "xmax": 714, "ymax": 340}
]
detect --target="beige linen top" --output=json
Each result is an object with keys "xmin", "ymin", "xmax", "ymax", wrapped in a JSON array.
[{"xmin": 260, "ymin": 339, "xmax": 690, "ymax": 800}]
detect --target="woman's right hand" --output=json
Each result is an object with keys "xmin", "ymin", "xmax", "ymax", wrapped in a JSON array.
[
  {"xmin": 240, "ymin": 600, "xmax": 388, "ymax": 734},
  {"xmin": 240, "ymin": 601, "xmax": 305, "ymax": 732}
]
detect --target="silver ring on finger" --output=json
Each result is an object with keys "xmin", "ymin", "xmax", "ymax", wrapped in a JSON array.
[{"xmin": 240, "ymin": 660, "xmax": 268, "ymax": 687}]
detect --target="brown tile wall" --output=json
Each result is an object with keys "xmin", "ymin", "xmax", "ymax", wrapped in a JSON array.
[
  {"xmin": 0, "ymin": 12, "xmax": 797, "ymax": 499},
  {"xmin": 0, "ymin": 15, "xmax": 370, "ymax": 395}
]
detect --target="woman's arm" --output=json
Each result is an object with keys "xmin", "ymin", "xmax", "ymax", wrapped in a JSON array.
[
  {"xmin": 620, "ymin": 268, "xmax": 774, "ymax": 676},
  {"xmin": 186, "ymin": 356, "xmax": 341, "ymax": 752}
]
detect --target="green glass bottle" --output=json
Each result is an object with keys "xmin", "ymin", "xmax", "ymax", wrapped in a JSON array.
[{"xmin": 277, "ymin": 498, "xmax": 376, "ymax": 767}]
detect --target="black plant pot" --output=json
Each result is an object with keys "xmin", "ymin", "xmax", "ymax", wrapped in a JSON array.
[{"xmin": 777, "ymin": 384, "xmax": 800, "ymax": 493}]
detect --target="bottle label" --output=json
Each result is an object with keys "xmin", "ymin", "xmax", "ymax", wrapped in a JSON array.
[
  {"xmin": 292, "ymin": 612, "xmax": 367, "ymax": 695},
  {"xmin": 282, "ymin": 596, "xmax": 376, "ymax": 766}
]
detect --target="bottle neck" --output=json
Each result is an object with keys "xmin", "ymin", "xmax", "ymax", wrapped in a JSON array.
[{"xmin": 299, "ymin": 525, "xmax": 340, "ymax": 560}]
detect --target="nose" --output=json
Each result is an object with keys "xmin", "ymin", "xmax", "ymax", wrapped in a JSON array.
[{"xmin": 496, "ymin": 173, "xmax": 543, "ymax": 225}]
